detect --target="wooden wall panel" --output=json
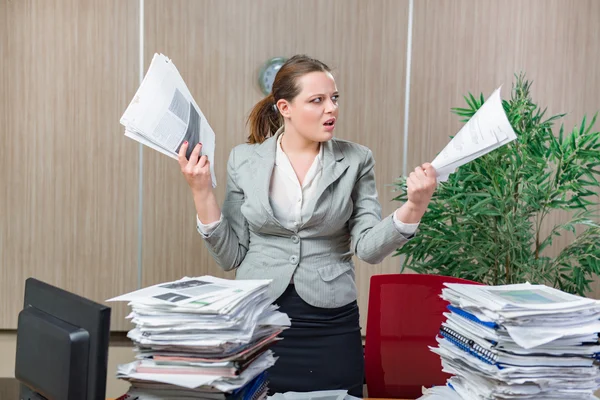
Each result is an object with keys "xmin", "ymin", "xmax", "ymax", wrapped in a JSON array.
[
  {"xmin": 0, "ymin": 0, "xmax": 140, "ymax": 330},
  {"xmin": 142, "ymin": 0, "xmax": 409, "ymax": 332},
  {"xmin": 409, "ymin": 0, "xmax": 600, "ymax": 295}
]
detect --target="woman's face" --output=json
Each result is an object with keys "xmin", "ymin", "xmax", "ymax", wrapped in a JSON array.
[{"xmin": 279, "ymin": 71, "xmax": 339, "ymax": 143}]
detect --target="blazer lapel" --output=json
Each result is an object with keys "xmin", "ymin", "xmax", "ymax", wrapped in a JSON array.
[
  {"xmin": 250, "ymin": 128, "xmax": 285, "ymax": 228},
  {"xmin": 302, "ymin": 139, "xmax": 349, "ymax": 226},
  {"xmin": 249, "ymin": 128, "xmax": 349, "ymax": 230}
]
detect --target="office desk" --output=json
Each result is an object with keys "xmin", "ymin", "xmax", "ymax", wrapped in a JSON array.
[{"xmin": 108, "ymin": 398, "xmax": 412, "ymax": 400}]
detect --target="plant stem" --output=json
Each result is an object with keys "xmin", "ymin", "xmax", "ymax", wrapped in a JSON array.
[
  {"xmin": 537, "ymin": 148, "xmax": 564, "ymax": 259},
  {"xmin": 509, "ymin": 143, "xmax": 521, "ymax": 283},
  {"xmin": 493, "ymin": 216, "xmax": 499, "ymax": 285},
  {"xmin": 535, "ymin": 209, "xmax": 549, "ymax": 259}
]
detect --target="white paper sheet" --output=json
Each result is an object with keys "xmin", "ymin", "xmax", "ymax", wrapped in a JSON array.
[{"xmin": 432, "ymin": 86, "xmax": 517, "ymax": 182}]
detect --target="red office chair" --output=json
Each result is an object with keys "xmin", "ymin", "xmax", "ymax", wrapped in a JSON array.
[{"xmin": 364, "ymin": 274, "xmax": 481, "ymax": 399}]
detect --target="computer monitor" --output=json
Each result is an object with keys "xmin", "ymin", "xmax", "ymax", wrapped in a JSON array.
[{"xmin": 15, "ymin": 277, "xmax": 111, "ymax": 400}]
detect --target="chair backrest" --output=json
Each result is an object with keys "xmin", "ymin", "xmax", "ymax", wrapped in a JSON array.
[{"xmin": 364, "ymin": 273, "xmax": 481, "ymax": 399}]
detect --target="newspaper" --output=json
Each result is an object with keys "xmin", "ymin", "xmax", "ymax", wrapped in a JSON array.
[
  {"xmin": 432, "ymin": 86, "xmax": 517, "ymax": 182},
  {"xmin": 107, "ymin": 276, "xmax": 271, "ymax": 309},
  {"xmin": 121, "ymin": 53, "xmax": 217, "ymax": 187},
  {"xmin": 108, "ymin": 275, "xmax": 290, "ymax": 395}
]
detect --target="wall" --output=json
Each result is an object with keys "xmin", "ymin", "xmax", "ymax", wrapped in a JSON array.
[
  {"xmin": 1, "ymin": 1, "xmax": 599, "ymax": 397},
  {"xmin": 0, "ymin": 0, "xmax": 139, "ymax": 331}
]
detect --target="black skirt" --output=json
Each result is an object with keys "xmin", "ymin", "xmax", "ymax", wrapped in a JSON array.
[{"xmin": 267, "ymin": 285, "xmax": 364, "ymax": 397}]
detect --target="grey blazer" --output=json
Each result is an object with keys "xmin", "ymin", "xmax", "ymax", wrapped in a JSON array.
[{"xmin": 201, "ymin": 130, "xmax": 411, "ymax": 308}]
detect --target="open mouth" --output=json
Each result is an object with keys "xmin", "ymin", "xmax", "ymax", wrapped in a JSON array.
[{"xmin": 323, "ymin": 118, "xmax": 336, "ymax": 126}]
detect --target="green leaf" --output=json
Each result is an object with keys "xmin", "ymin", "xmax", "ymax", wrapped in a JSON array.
[
  {"xmin": 464, "ymin": 95, "xmax": 475, "ymax": 110},
  {"xmin": 393, "ymin": 73, "xmax": 600, "ymax": 295}
]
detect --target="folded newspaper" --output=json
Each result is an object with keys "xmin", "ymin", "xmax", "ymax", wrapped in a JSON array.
[
  {"xmin": 121, "ymin": 53, "xmax": 217, "ymax": 187},
  {"xmin": 431, "ymin": 86, "xmax": 517, "ymax": 182}
]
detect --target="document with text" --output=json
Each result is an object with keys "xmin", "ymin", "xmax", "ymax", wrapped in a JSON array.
[
  {"xmin": 431, "ymin": 86, "xmax": 517, "ymax": 182},
  {"xmin": 120, "ymin": 53, "xmax": 217, "ymax": 187}
]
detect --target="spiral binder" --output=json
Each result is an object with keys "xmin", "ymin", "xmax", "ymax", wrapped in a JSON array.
[
  {"xmin": 440, "ymin": 325, "xmax": 499, "ymax": 365},
  {"xmin": 231, "ymin": 370, "xmax": 269, "ymax": 400},
  {"xmin": 447, "ymin": 305, "xmax": 498, "ymax": 329}
]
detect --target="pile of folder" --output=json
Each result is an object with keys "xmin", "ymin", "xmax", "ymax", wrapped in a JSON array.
[
  {"xmin": 419, "ymin": 283, "xmax": 600, "ymax": 399},
  {"xmin": 108, "ymin": 276, "xmax": 290, "ymax": 400}
]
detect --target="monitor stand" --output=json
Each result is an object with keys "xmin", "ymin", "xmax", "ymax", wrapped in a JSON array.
[{"xmin": 20, "ymin": 384, "xmax": 48, "ymax": 400}]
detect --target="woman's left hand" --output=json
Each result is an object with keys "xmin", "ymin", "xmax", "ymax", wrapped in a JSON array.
[{"xmin": 406, "ymin": 163, "xmax": 437, "ymax": 212}]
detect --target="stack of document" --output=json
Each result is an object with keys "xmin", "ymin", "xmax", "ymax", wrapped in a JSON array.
[
  {"xmin": 120, "ymin": 53, "xmax": 217, "ymax": 187},
  {"xmin": 108, "ymin": 276, "xmax": 291, "ymax": 400},
  {"xmin": 418, "ymin": 283, "xmax": 600, "ymax": 400}
]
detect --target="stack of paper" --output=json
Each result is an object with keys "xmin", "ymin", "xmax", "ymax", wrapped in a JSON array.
[
  {"xmin": 108, "ymin": 276, "xmax": 291, "ymax": 400},
  {"xmin": 418, "ymin": 283, "xmax": 600, "ymax": 400},
  {"xmin": 121, "ymin": 53, "xmax": 217, "ymax": 187},
  {"xmin": 431, "ymin": 86, "xmax": 517, "ymax": 182}
]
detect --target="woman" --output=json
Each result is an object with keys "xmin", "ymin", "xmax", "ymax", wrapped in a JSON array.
[{"xmin": 178, "ymin": 55, "xmax": 437, "ymax": 396}]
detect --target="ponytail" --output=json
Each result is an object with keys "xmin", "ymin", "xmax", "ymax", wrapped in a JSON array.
[{"xmin": 246, "ymin": 94, "xmax": 282, "ymax": 144}]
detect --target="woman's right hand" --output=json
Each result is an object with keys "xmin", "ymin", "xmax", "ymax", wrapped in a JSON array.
[{"xmin": 178, "ymin": 142, "xmax": 213, "ymax": 197}]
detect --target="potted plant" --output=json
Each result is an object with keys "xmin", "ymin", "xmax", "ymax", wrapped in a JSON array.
[{"xmin": 394, "ymin": 75, "xmax": 600, "ymax": 296}]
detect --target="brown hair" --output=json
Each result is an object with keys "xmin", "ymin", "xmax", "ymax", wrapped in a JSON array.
[{"xmin": 246, "ymin": 55, "xmax": 331, "ymax": 144}]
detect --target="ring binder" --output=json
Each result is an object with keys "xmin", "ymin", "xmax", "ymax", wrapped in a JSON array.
[
  {"xmin": 435, "ymin": 282, "xmax": 600, "ymax": 398},
  {"xmin": 447, "ymin": 305, "xmax": 498, "ymax": 329},
  {"xmin": 439, "ymin": 326, "xmax": 498, "ymax": 365}
]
